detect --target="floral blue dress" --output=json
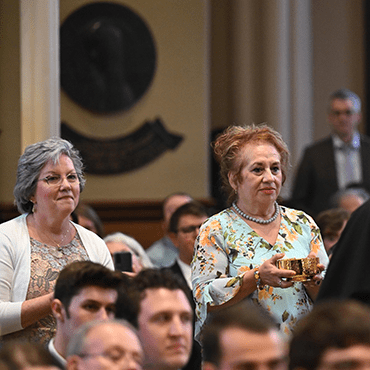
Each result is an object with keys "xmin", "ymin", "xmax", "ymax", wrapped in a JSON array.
[{"xmin": 191, "ymin": 205, "xmax": 329, "ymax": 339}]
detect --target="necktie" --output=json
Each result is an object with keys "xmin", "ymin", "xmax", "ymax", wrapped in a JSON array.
[{"xmin": 342, "ymin": 144, "xmax": 355, "ymax": 186}]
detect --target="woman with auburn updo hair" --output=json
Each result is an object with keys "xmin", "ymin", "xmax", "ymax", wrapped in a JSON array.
[
  {"xmin": 191, "ymin": 124, "xmax": 329, "ymax": 339},
  {"xmin": 0, "ymin": 137, "xmax": 113, "ymax": 344}
]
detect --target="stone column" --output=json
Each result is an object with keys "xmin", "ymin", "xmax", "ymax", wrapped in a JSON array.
[{"xmin": 20, "ymin": 0, "xmax": 60, "ymax": 151}]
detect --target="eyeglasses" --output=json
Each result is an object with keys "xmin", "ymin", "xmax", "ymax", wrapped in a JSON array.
[
  {"xmin": 330, "ymin": 109, "xmax": 356, "ymax": 117},
  {"xmin": 177, "ymin": 224, "xmax": 203, "ymax": 234},
  {"xmin": 38, "ymin": 173, "xmax": 79, "ymax": 186}
]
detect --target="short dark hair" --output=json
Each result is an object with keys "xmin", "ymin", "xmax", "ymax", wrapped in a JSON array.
[
  {"xmin": 316, "ymin": 208, "xmax": 350, "ymax": 238},
  {"xmin": 330, "ymin": 187, "xmax": 370, "ymax": 209},
  {"xmin": 0, "ymin": 341, "xmax": 61, "ymax": 369},
  {"xmin": 161, "ymin": 192, "xmax": 193, "ymax": 219},
  {"xmin": 201, "ymin": 301, "xmax": 278, "ymax": 366},
  {"xmin": 329, "ymin": 88, "xmax": 361, "ymax": 113},
  {"xmin": 289, "ymin": 300, "xmax": 370, "ymax": 370},
  {"xmin": 115, "ymin": 268, "xmax": 192, "ymax": 327},
  {"xmin": 169, "ymin": 201, "xmax": 208, "ymax": 233},
  {"xmin": 54, "ymin": 261, "xmax": 123, "ymax": 316},
  {"xmin": 74, "ymin": 202, "xmax": 105, "ymax": 237}
]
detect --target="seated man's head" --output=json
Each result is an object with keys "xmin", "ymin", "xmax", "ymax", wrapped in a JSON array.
[
  {"xmin": 168, "ymin": 201, "xmax": 208, "ymax": 264},
  {"xmin": 289, "ymin": 300, "xmax": 370, "ymax": 370},
  {"xmin": 201, "ymin": 301, "xmax": 287, "ymax": 370},
  {"xmin": 316, "ymin": 208, "xmax": 350, "ymax": 255},
  {"xmin": 74, "ymin": 202, "xmax": 105, "ymax": 237},
  {"xmin": 52, "ymin": 261, "xmax": 124, "ymax": 357},
  {"xmin": 162, "ymin": 193, "xmax": 193, "ymax": 235},
  {"xmin": 0, "ymin": 341, "xmax": 61, "ymax": 370},
  {"xmin": 66, "ymin": 319, "xmax": 143, "ymax": 370},
  {"xmin": 330, "ymin": 187, "xmax": 370, "ymax": 214},
  {"xmin": 116, "ymin": 269, "xmax": 193, "ymax": 370}
]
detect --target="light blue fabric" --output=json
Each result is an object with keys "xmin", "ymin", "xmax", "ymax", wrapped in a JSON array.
[
  {"xmin": 191, "ymin": 206, "xmax": 329, "ymax": 339},
  {"xmin": 146, "ymin": 236, "xmax": 179, "ymax": 268}
]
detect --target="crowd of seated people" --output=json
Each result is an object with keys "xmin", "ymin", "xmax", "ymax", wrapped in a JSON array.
[{"xmin": 3, "ymin": 255, "xmax": 370, "ymax": 370}]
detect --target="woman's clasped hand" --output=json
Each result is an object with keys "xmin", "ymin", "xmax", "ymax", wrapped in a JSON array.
[{"xmin": 258, "ymin": 253, "xmax": 296, "ymax": 288}]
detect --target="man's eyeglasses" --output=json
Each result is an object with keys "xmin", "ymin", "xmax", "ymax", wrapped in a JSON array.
[
  {"xmin": 330, "ymin": 109, "xmax": 356, "ymax": 117},
  {"xmin": 177, "ymin": 224, "xmax": 203, "ymax": 234},
  {"xmin": 38, "ymin": 173, "xmax": 79, "ymax": 186}
]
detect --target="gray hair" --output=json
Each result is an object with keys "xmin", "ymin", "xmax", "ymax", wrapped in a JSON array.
[
  {"xmin": 66, "ymin": 319, "xmax": 138, "ymax": 358},
  {"xmin": 104, "ymin": 232, "xmax": 153, "ymax": 268},
  {"xmin": 13, "ymin": 137, "xmax": 85, "ymax": 214},
  {"xmin": 329, "ymin": 88, "xmax": 362, "ymax": 113},
  {"xmin": 330, "ymin": 187, "xmax": 370, "ymax": 209}
]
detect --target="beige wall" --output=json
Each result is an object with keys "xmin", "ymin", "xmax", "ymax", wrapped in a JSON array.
[
  {"xmin": 60, "ymin": 0, "xmax": 210, "ymax": 203},
  {"xmin": 312, "ymin": 0, "xmax": 365, "ymax": 140}
]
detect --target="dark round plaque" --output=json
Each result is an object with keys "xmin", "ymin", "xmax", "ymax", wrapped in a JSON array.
[{"xmin": 60, "ymin": 2, "xmax": 156, "ymax": 113}]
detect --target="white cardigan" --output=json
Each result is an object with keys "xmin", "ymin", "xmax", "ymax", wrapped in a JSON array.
[{"xmin": 0, "ymin": 214, "xmax": 114, "ymax": 336}]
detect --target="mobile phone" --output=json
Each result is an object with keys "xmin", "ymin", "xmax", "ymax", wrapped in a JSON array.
[{"xmin": 113, "ymin": 251, "xmax": 133, "ymax": 272}]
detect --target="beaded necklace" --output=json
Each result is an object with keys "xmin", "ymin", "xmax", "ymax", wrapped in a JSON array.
[{"xmin": 232, "ymin": 201, "xmax": 280, "ymax": 224}]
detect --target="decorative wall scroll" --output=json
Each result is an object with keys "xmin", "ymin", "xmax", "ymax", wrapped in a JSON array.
[{"xmin": 61, "ymin": 119, "xmax": 183, "ymax": 174}]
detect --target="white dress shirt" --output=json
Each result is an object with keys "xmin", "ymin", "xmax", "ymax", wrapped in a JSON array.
[
  {"xmin": 48, "ymin": 338, "xmax": 67, "ymax": 368},
  {"xmin": 333, "ymin": 132, "xmax": 362, "ymax": 189},
  {"xmin": 176, "ymin": 258, "xmax": 192, "ymax": 289}
]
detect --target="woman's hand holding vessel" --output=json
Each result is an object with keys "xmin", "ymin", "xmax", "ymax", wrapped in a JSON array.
[{"xmin": 259, "ymin": 253, "xmax": 296, "ymax": 289}]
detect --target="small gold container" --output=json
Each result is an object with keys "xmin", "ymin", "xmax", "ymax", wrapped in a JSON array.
[{"xmin": 276, "ymin": 257, "xmax": 319, "ymax": 282}]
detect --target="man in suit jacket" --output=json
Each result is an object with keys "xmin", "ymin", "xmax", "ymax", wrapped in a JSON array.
[{"xmin": 291, "ymin": 88, "xmax": 370, "ymax": 218}]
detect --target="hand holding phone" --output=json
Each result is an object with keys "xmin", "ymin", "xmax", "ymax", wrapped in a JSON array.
[{"xmin": 113, "ymin": 251, "xmax": 133, "ymax": 272}]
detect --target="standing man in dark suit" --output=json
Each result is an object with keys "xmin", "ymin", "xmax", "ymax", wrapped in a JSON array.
[{"xmin": 291, "ymin": 88, "xmax": 370, "ymax": 217}]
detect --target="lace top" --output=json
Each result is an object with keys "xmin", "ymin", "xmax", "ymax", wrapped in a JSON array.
[{"xmin": 2, "ymin": 232, "xmax": 88, "ymax": 344}]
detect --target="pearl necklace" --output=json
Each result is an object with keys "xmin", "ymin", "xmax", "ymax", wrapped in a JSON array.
[{"xmin": 232, "ymin": 201, "xmax": 280, "ymax": 224}]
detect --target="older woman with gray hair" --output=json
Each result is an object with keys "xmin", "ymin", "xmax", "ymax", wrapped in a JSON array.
[
  {"xmin": 104, "ymin": 232, "xmax": 153, "ymax": 272},
  {"xmin": 0, "ymin": 137, "xmax": 113, "ymax": 343}
]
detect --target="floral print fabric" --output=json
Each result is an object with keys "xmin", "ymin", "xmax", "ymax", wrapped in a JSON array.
[{"xmin": 191, "ymin": 206, "xmax": 329, "ymax": 339}]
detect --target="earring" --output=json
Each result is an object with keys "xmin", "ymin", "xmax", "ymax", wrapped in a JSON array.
[{"xmin": 31, "ymin": 201, "xmax": 36, "ymax": 213}]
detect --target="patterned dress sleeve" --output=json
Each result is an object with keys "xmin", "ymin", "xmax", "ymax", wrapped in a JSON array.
[
  {"xmin": 191, "ymin": 214, "xmax": 250, "ymax": 337},
  {"xmin": 306, "ymin": 212, "xmax": 329, "ymax": 271}
]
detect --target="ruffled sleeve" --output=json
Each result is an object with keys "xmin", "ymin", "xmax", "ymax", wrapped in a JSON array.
[{"xmin": 191, "ymin": 214, "xmax": 248, "ymax": 337}]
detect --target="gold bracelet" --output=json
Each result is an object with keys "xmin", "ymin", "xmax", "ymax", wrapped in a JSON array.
[{"xmin": 254, "ymin": 267, "xmax": 264, "ymax": 290}]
